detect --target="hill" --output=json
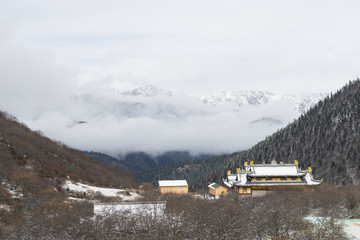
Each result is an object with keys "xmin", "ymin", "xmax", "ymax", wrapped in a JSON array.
[
  {"xmin": 136, "ymin": 79, "xmax": 360, "ymax": 188},
  {"xmin": 0, "ymin": 110, "xmax": 138, "ymax": 203},
  {"xmin": 83, "ymin": 151, "xmax": 128, "ymax": 169},
  {"xmin": 85, "ymin": 150, "xmax": 214, "ymax": 175}
]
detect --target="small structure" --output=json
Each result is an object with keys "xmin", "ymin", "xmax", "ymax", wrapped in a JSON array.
[
  {"xmin": 158, "ymin": 180, "xmax": 188, "ymax": 194},
  {"xmin": 208, "ymin": 183, "xmax": 227, "ymax": 197},
  {"xmin": 223, "ymin": 160, "xmax": 322, "ymax": 197}
]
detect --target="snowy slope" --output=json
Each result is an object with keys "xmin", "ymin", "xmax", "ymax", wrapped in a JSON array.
[{"xmin": 62, "ymin": 180, "xmax": 141, "ymax": 201}]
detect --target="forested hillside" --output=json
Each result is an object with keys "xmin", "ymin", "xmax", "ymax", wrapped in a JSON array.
[
  {"xmin": 0, "ymin": 111, "xmax": 138, "ymax": 195},
  {"xmin": 137, "ymin": 79, "xmax": 360, "ymax": 188},
  {"xmin": 85, "ymin": 150, "xmax": 214, "ymax": 174},
  {"xmin": 83, "ymin": 151, "xmax": 128, "ymax": 169}
]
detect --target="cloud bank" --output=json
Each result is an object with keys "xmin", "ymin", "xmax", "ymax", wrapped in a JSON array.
[{"xmin": 24, "ymin": 86, "xmax": 299, "ymax": 156}]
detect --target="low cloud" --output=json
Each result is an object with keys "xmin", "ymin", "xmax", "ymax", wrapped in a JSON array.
[{"xmin": 24, "ymin": 83, "xmax": 299, "ymax": 157}]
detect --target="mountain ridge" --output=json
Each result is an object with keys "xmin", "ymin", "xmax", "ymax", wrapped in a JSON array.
[
  {"xmin": 103, "ymin": 81, "xmax": 327, "ymax": 114},
  {"xmin": 192, "ymin": 90, "xmax": 328, "ymax": 113},
  {"xmin": 84, "ymin": 151, "xmax": 215, "ymax": 175}
]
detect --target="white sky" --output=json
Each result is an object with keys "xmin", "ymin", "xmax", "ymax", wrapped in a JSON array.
[
  {"xmin": 1, "ymin": 0, "xmax": 359, "ymax": 94},
  {"xmin": 0, "ymin": 0, "xmax": 360, "ymax": 156}
]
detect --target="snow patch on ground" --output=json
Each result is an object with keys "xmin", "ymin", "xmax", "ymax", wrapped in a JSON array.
[
  {"xmin": 341, "ymin": 219, "xmax": 360, "ymax": 240},
  {"xmin": 66, "ymin": 197, "xmax": 87, "ymax": 202},
  {"xmin": 1, "ymin": 180, "xmax": 24, "ymax": 198},
  {"xmin": 62, "ymin": 180, "xmax": 141, "ymax": 201},
  {"xmin": 306, "ymin": 216, "xmax": 360, "ymax": 239},
  {"xmin": 0, "ymin": 204, "xmax": 11, "ymax": 211},
  {"xmin": 192, "ymin": 193, "xmax": 219, "ymax": 200}
]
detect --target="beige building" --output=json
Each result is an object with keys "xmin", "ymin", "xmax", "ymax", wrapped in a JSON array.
[
  {"xmin": 208, "ymin": 183, "xmax": 227, "ymax": 197},
  {"xmin": 158, "ymin": 180, "xmax": 188, "ymax": 194}
]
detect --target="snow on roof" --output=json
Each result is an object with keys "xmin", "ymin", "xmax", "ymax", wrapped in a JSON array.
[
  {"xmin": 208, "ymin": 183, "xmax": 222, "ymax": 189},
  {"xmin": 223, "ymin": 181, "xmax": 233, "ymax": 188},
  {"xmin": 249, "ymin": 164, "xmax": 301, "ymax": 177},
  {"xmin": 158, "ymin": 180, "xmax": 188, "ymax": 187},
  {"xmin": 304, "ymin": 172, "xmax": 323, "ymax": 185}
]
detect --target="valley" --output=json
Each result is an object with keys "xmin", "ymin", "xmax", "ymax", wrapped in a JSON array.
[
  {"xmin": 20, "ymin": 82, "xmax": 327, "ymax": 157},
  {"xmin": 1, "ymin": 80, "xmax": 360, "ymax": 239}
]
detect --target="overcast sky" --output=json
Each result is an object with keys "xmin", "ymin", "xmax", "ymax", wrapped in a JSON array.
[{"xmin": 1, "ymin": 1, "xmax": 360, "ymax": 156}]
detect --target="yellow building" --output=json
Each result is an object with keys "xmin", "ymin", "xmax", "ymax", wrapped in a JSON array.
[
  {"xmin": 158, "ymin": 180, "xmax": 188, "ymax": 194},
  {"xmin": 208, "ymin": 183, "xmax": 227, "ymax": 197},
  {"xmin": 223, "ymin": 160, "xmax": 322, "ymax": 196}
]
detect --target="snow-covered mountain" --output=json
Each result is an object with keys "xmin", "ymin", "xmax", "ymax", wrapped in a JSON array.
[
  {"xmin": 103, "ymin": 83, "xmax": 327, "ymax": 114},
  {"xmin": 192, "ymin": 90, "xmax": 328, "ymax": 114},
  {"xmin": 106, "ymin": 84, "xmax": 172, "ymax": 97},
  {"xmin": 192, "ymin": 90, "xmax": 275, "ymax": 107},
  {"xmin": 102, "ymin": 82, "xmax": 327, "ymax": 114}
]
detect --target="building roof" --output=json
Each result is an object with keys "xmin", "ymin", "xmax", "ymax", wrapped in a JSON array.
[
  {"xmin": 208, "ymin": 183, "xmax": 223, "ymax": 189},
  {"xmin": 247, "ymin": 164, "xmax": 304, "ymax": 177},
  {"xmin": 158, "ymin": 180, "xmax": 188, "ymax": 187}
]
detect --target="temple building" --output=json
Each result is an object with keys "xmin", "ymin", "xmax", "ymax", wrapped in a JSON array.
[{"xmin": 223, "ymin": 160, "xmax": 322, "ymax": 197}]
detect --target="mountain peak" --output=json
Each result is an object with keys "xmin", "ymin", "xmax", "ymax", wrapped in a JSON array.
[{"xmin": 110, "ymin": 84, "xmax": 172, "ymax": 97}]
